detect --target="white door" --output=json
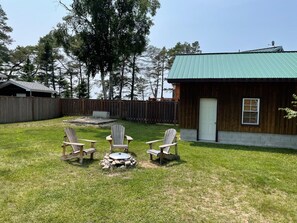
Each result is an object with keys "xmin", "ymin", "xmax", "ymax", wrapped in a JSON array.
[{"xmin": 199, "ymin": 98, "xmax": 217, "ymax": 141}]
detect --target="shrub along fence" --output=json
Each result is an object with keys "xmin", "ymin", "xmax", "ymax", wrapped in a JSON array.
[{"xmin": 0, "ymin": 97, "xmax": 179, "ymax": 124}]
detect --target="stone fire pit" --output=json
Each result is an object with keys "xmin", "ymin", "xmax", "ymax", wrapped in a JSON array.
[{"xmin": 100, "ymin": 152, "xmax": 137, "ymax": 170}]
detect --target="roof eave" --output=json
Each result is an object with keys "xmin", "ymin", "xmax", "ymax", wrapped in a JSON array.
[
  {"xmin": 0, "ymin": 80, "xmax": 57, "ymax": 93},
  {"xmin": 167, "ymin": 78, "xmax": 297, "ymax": 83}
]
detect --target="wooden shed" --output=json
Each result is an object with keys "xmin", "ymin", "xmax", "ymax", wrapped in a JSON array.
[
  {"xmin": 0, "ymin": 80, "xmax": 56, "ymax": 97},
  {"xmin": 168, "ymin": 51, "xmax": 297, "ymax": 149}
]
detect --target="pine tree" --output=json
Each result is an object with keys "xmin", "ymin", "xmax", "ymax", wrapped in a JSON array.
[
  {"xmin": 0, "ymin": 4, "xmax": 13, "ymax": 69},
  {"xmin": 59, "ymin": 0, "xmax": 160, "ymax": 99}
]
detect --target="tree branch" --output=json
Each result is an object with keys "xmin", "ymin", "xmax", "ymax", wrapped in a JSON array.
[{"xmin": 58, "ymin": 0, "xmax": 72, "ymax": 12}]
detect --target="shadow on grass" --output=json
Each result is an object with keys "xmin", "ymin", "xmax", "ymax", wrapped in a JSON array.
[
  {"xmin": 65, "ymin": 158, "xmax": 99, "ymax": 168},
  {"xmin": 189, "ymin": 141, "xmax": 297, "ymax": 155},
  {"xmin": 129, "ymin": 151, "xmax": 138, "ymax": 158},
  {"xmin": 147, "ymin": 158, "xmax": 187, "ymax": 167}
]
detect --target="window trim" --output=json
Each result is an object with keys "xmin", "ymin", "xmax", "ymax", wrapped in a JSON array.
[
  {"xmin": 16, "ymin": 93, "xmax": 26, "ymax": 97},
  {"xmin": 241, "ymin": 98, "xmax": 260, "ymax": 125}
]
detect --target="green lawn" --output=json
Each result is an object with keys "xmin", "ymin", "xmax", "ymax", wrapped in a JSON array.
[{"xmin": 0, "ymin": 117, "xmax": 297, "ymax": 223}]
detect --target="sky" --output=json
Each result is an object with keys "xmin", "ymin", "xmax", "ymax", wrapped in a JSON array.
[
  {"xmin": 2, "ymin": 0, "xmax": 297, "ymax": 53},
  {"xmin": 1, "ymin": 0, "xmax": 297, "ymax": 98}
]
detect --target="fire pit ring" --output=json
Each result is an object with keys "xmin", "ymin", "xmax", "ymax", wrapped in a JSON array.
[
  {"xmin": 101, "ymin": 152, "xmax": 137, "ymax": 170},
  {"xmin": 109, "ymin": 152, "xmax": 131, "ymax": 160}
]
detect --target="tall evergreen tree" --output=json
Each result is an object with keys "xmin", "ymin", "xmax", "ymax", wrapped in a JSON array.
[
  {"xmin": 0, "ymin": 4, "xmax": 13, "ymax": 71},
  {"xmin": 167, "ymin": 41, "xmax": 201, "ymax": 69},
  {"xmin": 6, "ymin": 46, "xmax": 36, "ymax": 80},
  {"xmin": 54, "ymin": 24, "xmax": 93, "ymax": 98},
  {"xmin": 59, "ymin": 0, "xmax": 160, "ymax": 100},
  {"xmin": 76, "ymin": 78, "xmax": 88, "ymax": 98},
  {"xmin": 37, "ymin": 33, "xmax": 62, "ymax": 89},
  {"xmin": 21, "ymin": 57, "xmax": 35, "ymax": 81},
  {"xmin": 144, "ymin": 45, "xmax": 163, "ymax": 98},
  {"xmin": 37, "ymin": 37, "xmax": 54, "ymax": 87}
]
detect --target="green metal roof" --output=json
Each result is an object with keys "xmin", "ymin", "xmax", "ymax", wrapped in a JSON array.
[
  {"xmin": 167, "ymin": 52, "xmax": 297, "ymax": 82},
  {"xmin": 243, "ymin": 46, "xmax": 283, "ymax": 52}
]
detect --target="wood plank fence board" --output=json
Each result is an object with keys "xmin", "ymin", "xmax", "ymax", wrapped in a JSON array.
[
  {"xmin": 0, "ymin": 97, "xmax": 178, "ymax": 124},
  {"xmin": 60, "ymin": 99, "xmax": 179, "ymax": 124},
  {"xmin": 0, "ymin": 96, "xmax": 61, "ymax": 124}
]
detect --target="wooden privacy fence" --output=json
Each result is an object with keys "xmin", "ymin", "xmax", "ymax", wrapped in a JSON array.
[
  {"xmin": 61, "ymin": 99, "xmax": 179, "ymax": 124},
  {"xmin": 0, "ymin": 97, "xmax": 178, "ymax": 124},
  {"xmin": 0, "ymin": 96, "xmax": 61, "ymax": 124}
]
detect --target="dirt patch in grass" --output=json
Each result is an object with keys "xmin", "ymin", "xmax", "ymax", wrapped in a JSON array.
[{"xmin": 138, "ymin": 160, "xmax": 159, "ymax": 168}]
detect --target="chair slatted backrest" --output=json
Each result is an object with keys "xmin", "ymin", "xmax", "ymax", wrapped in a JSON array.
[
  {"xmin": 111, "ymin": 124, "xmax": 125, "ymax": 145},
  {"xmin": 163, "ymin": 129, "xmax": 177, "ymax": 153},
  {"xmin": 64, "ymin": 128, "xmax": 80, "ymax": 152}
]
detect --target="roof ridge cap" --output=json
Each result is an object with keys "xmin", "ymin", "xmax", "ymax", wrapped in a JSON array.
[{"xmin": 175, "ymin": 51, "xmax": 297, "ymax": 56}]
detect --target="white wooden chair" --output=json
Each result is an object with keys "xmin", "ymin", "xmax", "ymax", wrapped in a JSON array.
[
  {"xmin": 61, "ymin": 127, "xmax": 96, "ymax": 164},
  {"xmin": 106, "ymin": 124, "xmax": 133, "ymax": 152},
  {"xmin": 146, "ymin": 128, "xmax": 179, "ymax": 164}
]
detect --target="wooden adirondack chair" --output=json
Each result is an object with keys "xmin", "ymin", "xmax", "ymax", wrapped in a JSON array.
[
  {"xmin": 61, "ymin": 127, "xmax": 96, "ymax": 164},
  {"xmin": 106, "ymin": 124, "xmax": 133, "ymax": 152},
  {"xmin": 146, "ymin": 128, "xmax": 179, "ymax": 164}
]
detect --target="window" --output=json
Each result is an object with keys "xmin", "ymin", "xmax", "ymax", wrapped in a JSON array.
[
  {"xmin": 16, "ymin": 93, "xmax": 26, "ymax": 97},
  {"xmin": 242, "ymin": 98, "xmax": 260, "ymax": 125}
]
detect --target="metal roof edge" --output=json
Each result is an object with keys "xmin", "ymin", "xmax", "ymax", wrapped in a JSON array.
[
  {"xmin": 243, "ymin": 46, "xmax": 283, "ymax": 52},
  {"xmin": 0, "ymin": 80, "xmax": 57, "ymax": 93},
  {"xmin": 0, "ymin": 80, "xmax": 30, "ymax": 91},
  {"xmin": 167, "ymin": 78, "xmax": 297, "ymax": 83},
  {"xmin": 8, "ymin": 80, "xmax": 32, "ymax": 91},
  {"xmin": 174, "ymin": 51, "xmax": 297, "ymax": 57}
]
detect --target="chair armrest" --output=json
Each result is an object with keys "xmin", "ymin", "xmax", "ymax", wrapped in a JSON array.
[
  {"xmin": 159, "ymin": 143, "xmax": 177, "ymax": 149},
  {"xmin": 106, "ymin": 135, "xmax": 112, "ymax": 141},
  {"xmin": 79, "ymin": 139, "xmax": 97, "ymax": 143},
  {"xmin": 126, "ymin": 135, "xmax": 133, "ymax": 141},
  {"xmin": 63, "ymin": 142, "xmax": 84, "ymax": 146},
  {"xmin": 146, "ymin": 139, "xmax": 162, "ymax": 144}
]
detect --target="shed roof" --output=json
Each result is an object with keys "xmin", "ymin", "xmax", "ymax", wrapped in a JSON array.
[
  {"xmin": 243, "ymin": 46, "xmax": 284, "ymax": 53},
  {"xmin": 167, "ymin": 51, "xmax": 297, "ymax": 83},
  {"xmin": 0, "ymin": 80, "xmax": 57, "ymax": 94}
]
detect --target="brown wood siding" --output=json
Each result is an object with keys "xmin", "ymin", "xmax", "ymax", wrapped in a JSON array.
[{"xmin": 179, "ymin": 82, "xmax": 297, "ymax": 135}]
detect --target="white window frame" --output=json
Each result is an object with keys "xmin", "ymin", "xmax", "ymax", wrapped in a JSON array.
[
  {"xmin": 242, "ymin": 98, "xmax": 260, "ymax": 125},
  {"xmin": 16, "ymin": 93, "xmax": 26, "ymax": 97}
]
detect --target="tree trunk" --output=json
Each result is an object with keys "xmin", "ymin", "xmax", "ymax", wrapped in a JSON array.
[
  {"xmin": 108, "ymin": 70, "xmax": 113, "ymax": 100},
  {"xmin": 119, "ymin": 60, "xmax": 125, "ymax": 100},
  {"xmin": 69, "ymin": 72, "xmax": 73, "ymax": 98},
  {"xmin": 45, "ymin": 65, "xmax": 49, "ymax": 87},
  {"xmin": 161, "ymin": 60, "xmax": 164, "ymax": 98},
  {"xmin": 87, "ymin": 74, "xmax": 90, "ymax": 99},
  {"xmin": 51, "ymin": 60, "xmax": 56, "ymax": 90},
  {"xmin": 130, "ymin": 54, "xmax": 136, "ymax": 100},
  {"xmin": 100, "ymin": 68, "xmax": 107, "ymax": 99},
  {"xmin": 58, "ymin": 67, "xmax": 61, "ymax": 95},
  {"xmin": 155, "ymin": 77, "xmax": 159, "ymax": 98}
]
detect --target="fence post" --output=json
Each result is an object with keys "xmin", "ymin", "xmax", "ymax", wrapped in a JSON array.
[
  {"xmin": 174, "ymin": 101, "xmax": 177, "ymax": 126},
  {"xmin": 145, "ymin": 100, "xmax": 148, "ymax": 124},
  {"xmin": 82, "ymin": 99, "xmax": 85, "ymax": 115},
  {"xmin": 119, "ymin": 100, "xmax": 122, "ymax": 118},
  {"xmin": 31, "ymin": 97, "xmax": 35, "ymax": 121},
  {"xmin": 58, "ymin": 98, "xmax": 178, "ymax": 124}
]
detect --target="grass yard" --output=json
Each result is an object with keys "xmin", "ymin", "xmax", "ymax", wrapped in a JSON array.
[{"xmin": 0, "ymin": 117, "xmax": 297, "ymax": 223}]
